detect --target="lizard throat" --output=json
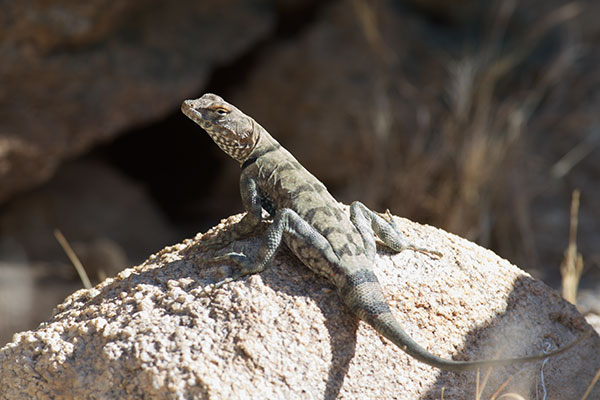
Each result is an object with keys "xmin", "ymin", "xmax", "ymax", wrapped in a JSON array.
[{"xmin": 206, "ymin": 126, "xmax": 256, "ymax": 163}]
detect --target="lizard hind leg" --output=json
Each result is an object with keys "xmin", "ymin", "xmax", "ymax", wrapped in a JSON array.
[{"xmin": 350, "ymin": 201, "xmax": 441, "ymax": 259}]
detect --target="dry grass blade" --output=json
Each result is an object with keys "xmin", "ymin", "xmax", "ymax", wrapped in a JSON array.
[
  {"xmin": 475, "ymin": 347, "xmax": 513, "ymax": 399},
  {"xmin": 551, "ymin": 130, "xmax": 600, "ymax": 178},
  {"xmin": 560, "ymin": 189, "xmax": 584, "ymax": 304},
  {"xmin": 475, "ymin": 366, "xmax": 492, "ymax": 400},
  {"xmin": 581, "ymin": 367, "xmax": 600, "ymax": 400},
  {"xmin": 528, "ymin": 2, "xmax": 582, "ymax": 41},
  {"xmin": 54, "ymin": 229, "xmax": 92, "ymax": 289},
  {"xmin": 489, "ymin": 375, "xmax": 515, "ymax": 400},
  {"xmin": 350, "ymin": 0, "xmax": 393, "ymax": 64},
  {"xmin": 475, "ymin": 368, "xmax": 480, "ymax": 400},
  {"xmin": 496, "ymin": 394, "xmax": 526, "ymax": 400}
]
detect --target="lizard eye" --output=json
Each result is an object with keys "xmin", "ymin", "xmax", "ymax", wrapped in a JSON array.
[{"xmin": 215, "ymin": 107, "xmax": 229, "ymax": 116}]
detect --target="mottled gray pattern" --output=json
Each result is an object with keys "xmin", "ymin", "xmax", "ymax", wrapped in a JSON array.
[{"xmin": 181, "ymin": 93, "xmax": 583, "ymax": 371}]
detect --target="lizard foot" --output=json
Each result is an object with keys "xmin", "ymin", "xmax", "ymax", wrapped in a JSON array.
[
  {"xmin": 384, "ymin": 209, "xmax": 443, "ymax": 259},
  {"xmin": 199, "ymin": 251, "xmax": 265, "ymax": 296}
]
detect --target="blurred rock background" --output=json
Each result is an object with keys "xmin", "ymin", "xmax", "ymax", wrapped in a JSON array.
[{"xmin": 1, "ymin": 0, "xmax": 598, "ymax": 345}]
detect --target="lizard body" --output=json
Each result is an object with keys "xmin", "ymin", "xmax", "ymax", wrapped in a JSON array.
[{"xmin": 181, "ymin": 93, "xmax": 582, "ymax": 371}]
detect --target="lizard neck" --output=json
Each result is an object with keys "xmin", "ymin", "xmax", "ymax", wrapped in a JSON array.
[{"xmin": 239, "ymin": 126, "xmax": 281, "ymax": 167}]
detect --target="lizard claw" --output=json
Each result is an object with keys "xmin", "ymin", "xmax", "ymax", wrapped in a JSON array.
[
  {"xmin": 196, "ymin": 252, "xmax": 252, "ymax": 297},
  {"xmin": 198, "ymin": 276, "xmax": 238, "ymax": 297},
  {"xmin": 408, "ymin": 246, "xmax": 443, "ymax": 259},
  {"xmin": 212, "ymin": 251, "xmax": 253, "ymax": 278},
  {"xmin": 384, "ymin": 209, "xmax": 394, "ymax": 223},
  {"xmin": 384, "ymin": 209, "xmax": 402, "ymax": 232},
  {"xmin": 384, "ymin": 210, "xmax": 443, "ymax": 259},
  {"xmin": 212, "ymin": 251, "xmax": 249, "ymax": 265}
]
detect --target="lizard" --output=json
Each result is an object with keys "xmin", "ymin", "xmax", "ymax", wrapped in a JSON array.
[{"xmin": 181, "ymin": 93, "xmax": 584, "ymax": 371}]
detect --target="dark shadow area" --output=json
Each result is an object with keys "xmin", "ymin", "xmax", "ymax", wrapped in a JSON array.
[
  {"xmin": 91, "ymin": 111, "xmax": 224, "ymax": 232},
  {"xmin": 422, "ymin": 275, "xmax": 598, "ymax": 399},
  {"xmin": 89, "ymin": 0, "xmax": 333, "ymax": 236},
  {"xmin": 0, "ymin": 0, "xmax": 334, "ymax": 347}
]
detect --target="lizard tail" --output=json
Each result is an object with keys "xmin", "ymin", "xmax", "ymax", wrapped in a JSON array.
[{"xmin": 339, "ymin": 269, "xmax": 584, "ymax": 371}]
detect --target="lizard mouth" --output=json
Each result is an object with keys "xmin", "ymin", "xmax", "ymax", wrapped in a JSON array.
[
  {"xmin": 181, "ymin": 95, "xmax": 259, "ymax": 163},
  {"xmin": 180, "ymin": 100, "xmax": 198, "ymax": 120},
  {"xmin": 181, "ymin": 100, "xmax": 213, "ymax": 131}
]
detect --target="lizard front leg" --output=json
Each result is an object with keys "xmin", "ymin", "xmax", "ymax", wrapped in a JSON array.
[
  {"xmin": 350, "ymin": 201, "xmax": 442, "ymax": 259},
  {"xmin": 208, "ymin": 207, "xmax": 340, "ymax": 290}
]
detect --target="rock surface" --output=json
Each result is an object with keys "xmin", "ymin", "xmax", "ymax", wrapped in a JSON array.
[
  {"xmin": 0, "ymin": 160, "xmax": 179, "ymax": 345},
  {"xmin": 1, "ymin": 213, "xmax": 597, "ymax": 399},
  {"xmin": 0, "ymin": 0, "xmax": 273, "ymax": 204},
  {"xmin": 2, "ymin": 0, "xmax": 600, "ymax": 365}
]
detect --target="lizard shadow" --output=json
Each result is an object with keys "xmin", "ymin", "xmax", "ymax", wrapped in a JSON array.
[
  {"xmin": 251, "ymin": 244, "xmax": 597, "ymax": 398},
  {"xmin": 261, "ymin": 247, "xmax": 360, "ymax": 400}
]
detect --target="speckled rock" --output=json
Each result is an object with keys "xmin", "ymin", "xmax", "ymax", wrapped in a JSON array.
[
  {"xmin": 0, "ymin": 0, "xmax": 273, "ymax": 204},
  {"xmin": 0, "ymin": 160, "xmax": 179, "ymax": 345},
  {"xmin": 0, "ymin": 213, "xmax": 597, "ymax": 399}
]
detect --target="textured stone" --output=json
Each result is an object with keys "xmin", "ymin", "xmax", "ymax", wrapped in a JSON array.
[
  {"xmin": 1, "ymin": 213, "xmax": 597, "ymax": 399},
  {"xmin": 0, "ymin": 160, "xmax": 179, "ymax": 345},
  {"xmin": 0, "ymin": 0, "xmax": 273, "ymax": 204}
]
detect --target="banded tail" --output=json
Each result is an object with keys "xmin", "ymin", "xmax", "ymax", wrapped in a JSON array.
[{"xmin": 340, "ymin": 269, "xmax": 584, "ymax": 371}]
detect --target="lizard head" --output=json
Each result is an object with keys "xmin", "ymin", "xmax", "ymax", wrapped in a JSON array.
[{"xmin": 181, "ymin": 93, "xmax": 259, "ymax": 163}]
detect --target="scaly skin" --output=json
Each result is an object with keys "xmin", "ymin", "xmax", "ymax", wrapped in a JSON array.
[{"xmin": 181, "ymin": 93, "xmax": 584, "ymax": 371}]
